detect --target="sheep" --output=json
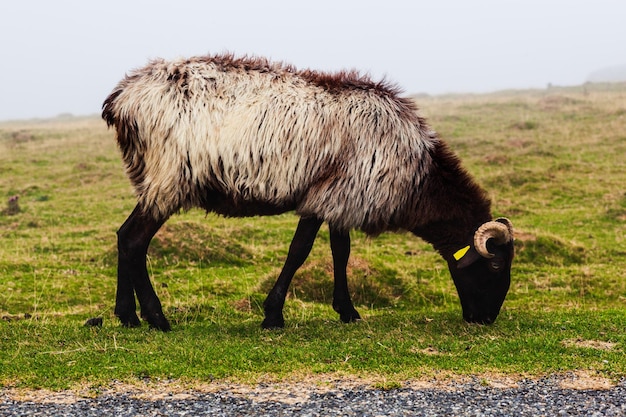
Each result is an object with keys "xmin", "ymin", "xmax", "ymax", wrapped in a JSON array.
[{"xmin": 102, "ymin": 54, "xmax": 514, "ymax": 331}]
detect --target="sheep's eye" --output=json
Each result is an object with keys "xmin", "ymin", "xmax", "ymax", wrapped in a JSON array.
[{"xmin": 489, "ymin": 259, "xmax": 502, "ymax": 272}]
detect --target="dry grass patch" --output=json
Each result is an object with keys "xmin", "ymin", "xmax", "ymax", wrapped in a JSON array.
[
  {"xmin": 562, "ymin": 338, "xmax": 618, "ymax": 351},
  {"xmin": 4, "ymin": 370, "xmax": 618, "ymax": 406},
  {"xmin": 558, "ymin": 370, "xmax": 615, "ymax": 390}
]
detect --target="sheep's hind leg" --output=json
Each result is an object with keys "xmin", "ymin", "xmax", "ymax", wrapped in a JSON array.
[
  {"xmin": 116, "ymin": 204, "xmax": 170, "ymax": 331},
  {"xmin": 262, "ymin": 217, "xmax": 323, "ymax": 329},
  {"xmin": 330, "ymin": 227, "xmax": 361, "ymax": 323}
]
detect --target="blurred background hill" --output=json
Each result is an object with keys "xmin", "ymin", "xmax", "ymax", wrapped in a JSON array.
[{"xmin": 587, "ymin": 65, "xmax": 626, "ymax": 83}]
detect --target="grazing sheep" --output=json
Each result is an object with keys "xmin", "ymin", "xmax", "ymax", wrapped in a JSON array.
[{"xmin": 102, "ymin": 54, "xmax": 514, "ymax": 331}]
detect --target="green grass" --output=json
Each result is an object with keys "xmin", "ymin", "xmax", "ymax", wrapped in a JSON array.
[
  {"xmin": 2, "ymin": 310, "xmax": 624, "ymax": 389},
  {"xmin": 1, "ymin": 84, "xmax": 625, "ymax": 389}
]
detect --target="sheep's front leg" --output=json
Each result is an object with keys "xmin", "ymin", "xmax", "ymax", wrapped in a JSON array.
[
  {"xmin": 116, "ymin": 205, "xmax": 170, "ymax": 331},
  {"xmin": 329, "ymin": 227, "xmax": 361, "ymax": 323},
  {"xmin": 262, "ymin": 217, "xmax": 323, "ymax": 329}
]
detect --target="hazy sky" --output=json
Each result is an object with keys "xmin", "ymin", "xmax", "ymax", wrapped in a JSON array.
[{"xmin": 1, "ymin": 0, "xmax": 625, "ymax": 120}]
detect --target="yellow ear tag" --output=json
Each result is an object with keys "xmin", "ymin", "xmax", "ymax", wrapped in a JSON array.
[{"xmin": 453, "ymin": 245, "xmax": 470, "ymax": 261}]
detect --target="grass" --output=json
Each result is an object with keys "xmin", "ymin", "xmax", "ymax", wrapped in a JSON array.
[{"xmin": 1, "ymin": 84, "xmax": 625, "ymax": 390}]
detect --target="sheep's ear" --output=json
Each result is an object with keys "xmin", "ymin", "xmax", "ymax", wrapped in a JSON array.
[{"xmin": 454, "ymin": 245, "xmax": 481, "ymax": 269}]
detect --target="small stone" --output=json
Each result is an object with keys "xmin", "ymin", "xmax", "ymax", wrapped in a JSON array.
[{"xmin": 84, "ymin": 317, "xmax": 103, "ymax": 327}]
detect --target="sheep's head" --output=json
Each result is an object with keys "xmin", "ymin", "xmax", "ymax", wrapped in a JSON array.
[{"xmin": 448, "ymin": 218, "xmax": 514, "ymax": 324}]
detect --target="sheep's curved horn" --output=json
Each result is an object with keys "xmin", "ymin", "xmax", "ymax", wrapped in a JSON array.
[{"xmin": 474, "ymin": 218, "xmax": 514, "ymax": 258}]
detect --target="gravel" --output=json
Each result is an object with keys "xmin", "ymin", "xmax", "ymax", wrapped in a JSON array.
[{"xmin": 2, "ymin": 376, "xmax": 624, "ymax": 417}]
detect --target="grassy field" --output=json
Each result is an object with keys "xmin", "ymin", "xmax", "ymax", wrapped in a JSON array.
[{"xmin": 0, "ymin": 83, "xmax": 625, "ymax": 390}]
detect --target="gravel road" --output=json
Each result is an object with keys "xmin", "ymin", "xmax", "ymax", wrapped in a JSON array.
[{"xmin": 2, "ymin": 375, "xmax": 624, "ymax": 416}]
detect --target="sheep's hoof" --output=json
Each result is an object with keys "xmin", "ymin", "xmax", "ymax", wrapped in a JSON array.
[
  {"xmin": 117, "ymin": 312, "xmax": 141, "ymax": 328},
  {"xmin": 261, "ymin": 316, "xmax": 285, "ymax": 330},
  {"xmin": 142, "ymin": 311, "xmax": 171, "ymax": 332},
  {"xmin": 339, "ymin": 309, "xmax": 361, "ymax": 324}
]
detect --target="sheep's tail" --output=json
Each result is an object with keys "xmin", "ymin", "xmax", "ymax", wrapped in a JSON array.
[
  {"xmin": 102, "ymin": 87, "xmax": 153, "ymax": 214},
  {"xmin": 101, "ymin": 89, "xmax": 119, "ymax": 128},
  {"xmin": 102, "ymin": 88, "xmax": 135, "ymax": 151}
]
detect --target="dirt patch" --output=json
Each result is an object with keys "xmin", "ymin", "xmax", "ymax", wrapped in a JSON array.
[
  {"xmin": 409, "ymin": 346, "xmax": 442, "ymax": 356},
  {"xmin": 562, "ymin": 338, "xmax": 618, "ymax": 351},
  {"xmin": 5, "ymin": 390, "xmax": 80, "ymax": 405},
  {"xmin": 3, "ymin": 371, "xmax": 619, "ymax": 404},
  {"xmin": 558, "ymin": 370, "xmax": 615, "ymax": 390}
]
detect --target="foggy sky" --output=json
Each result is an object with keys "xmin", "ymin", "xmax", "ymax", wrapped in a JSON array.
[{"xmin": 1, "ymin": 0, "xmax": 625, "ymax": 120}]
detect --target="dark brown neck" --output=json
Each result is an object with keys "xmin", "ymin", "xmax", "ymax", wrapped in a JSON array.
[{"xmin": 411, "ymin": 140, "xmax": 492, "ymax": 259}]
